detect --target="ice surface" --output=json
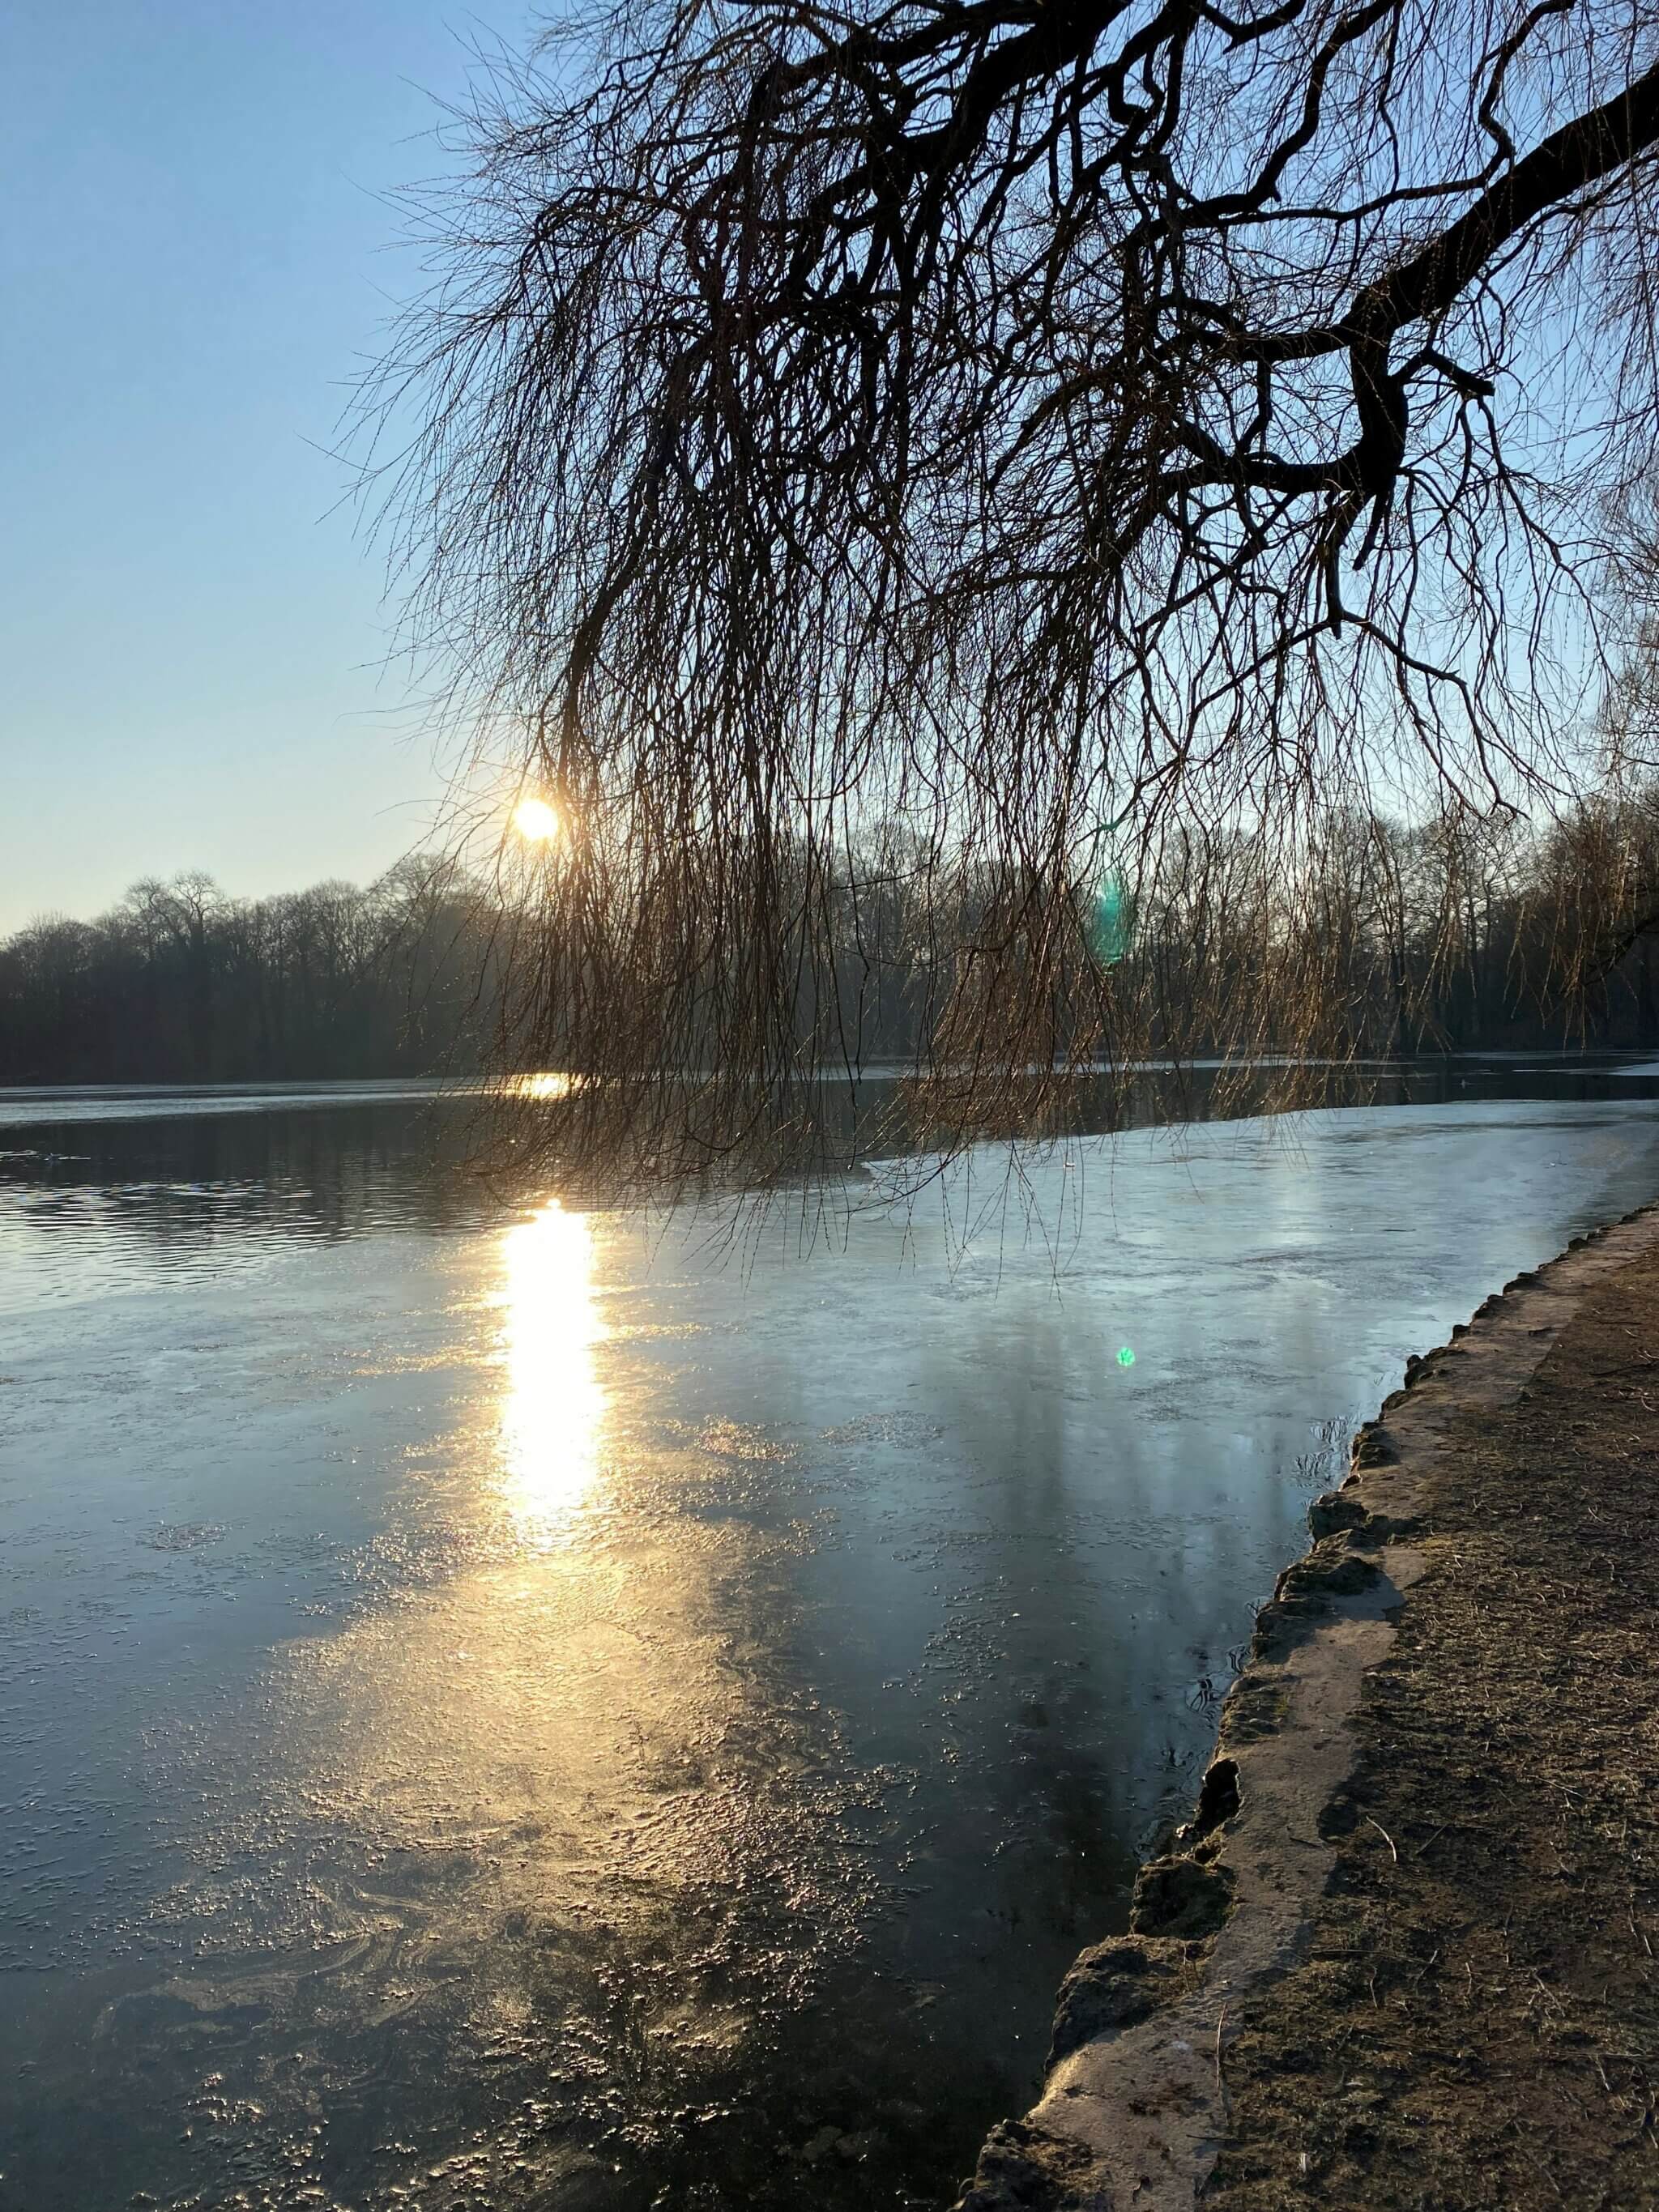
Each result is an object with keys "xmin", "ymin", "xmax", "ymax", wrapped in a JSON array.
[{"xmin": 2, "ymin": 1084, "xmax": 1658, "ymax": 2208}]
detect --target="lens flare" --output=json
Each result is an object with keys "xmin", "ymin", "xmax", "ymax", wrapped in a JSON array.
[{"xmin": 514, "ymin": 796, "xmax": 561, "ymax": 843}]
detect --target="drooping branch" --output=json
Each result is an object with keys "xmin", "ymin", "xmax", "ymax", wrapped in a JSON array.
[{"xmin": 365, "ymin": 0, "xmax": 1659, "ymax": 1188}]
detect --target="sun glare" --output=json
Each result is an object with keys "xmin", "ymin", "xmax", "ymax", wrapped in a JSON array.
[
  {"xmin": 497, "ymin": 1200, "xmax": 606, "ymax": 1543},
  {"xmin": 514, "ymin": 795, "xmax": 561, "ymax": 843}
]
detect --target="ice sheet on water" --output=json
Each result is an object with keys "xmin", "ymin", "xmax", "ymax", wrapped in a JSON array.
[{"xmin": 6, "ymin": 1085, "xmax": 1659, "ymax": 2210}]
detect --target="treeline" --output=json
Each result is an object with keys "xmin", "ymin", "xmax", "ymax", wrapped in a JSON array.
[
  {"xmin": 1131, "ymin": 795, "xmax": 1659, "ymax": 1059},
  {"xmin": 801, "ymin": 793, "xmax": 1659, "ymax": 1078},
  {"xmin": 5, "ymin": 791, "xmax": 1659, "ymax": 1091},
  {"xmin": 0, "ymin": 861, "xmax": 504, "ymax": 1085}
]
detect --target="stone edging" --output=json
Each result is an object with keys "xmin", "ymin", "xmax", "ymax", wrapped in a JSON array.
[{"xmin": 953, "ymin": 1202, "xmax": 1659, "ymax": 2212}]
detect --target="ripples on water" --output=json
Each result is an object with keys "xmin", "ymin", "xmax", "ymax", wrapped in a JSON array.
[{"xmin": 4, "ymin": 1066, "xmax": 1659, "ymax": 2210}]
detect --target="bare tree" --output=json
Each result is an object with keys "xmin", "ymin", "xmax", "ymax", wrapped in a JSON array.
[{"xmin": 371, "ymin": 0, "xmax": 1659, "ymax": 1187}]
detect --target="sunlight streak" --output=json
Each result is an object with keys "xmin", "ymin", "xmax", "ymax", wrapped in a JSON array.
[
  {"xmin": 503, "ymin": 1072, "xmax": 574, "ymax": 1102},
  {"xmin": 496, "ymin": 1200, "xmax": 606, "ymax": 1541}
]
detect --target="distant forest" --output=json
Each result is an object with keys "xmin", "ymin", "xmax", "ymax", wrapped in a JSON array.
[
  {"xmin": 4, "ymin": 796, "xmax": 1659, "ymax": 1087},
  {"xmin": 0, "ymin": 861, "xmax": 503, "ymax": 1085}
]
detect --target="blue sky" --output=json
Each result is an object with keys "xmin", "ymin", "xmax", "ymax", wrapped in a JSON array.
[{"xmin": 0, "ymin": 0, "xmax": 530, "ymax": 932}]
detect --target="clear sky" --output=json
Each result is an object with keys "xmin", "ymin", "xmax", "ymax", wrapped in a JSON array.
[{"xmin": 0, "ymin": 0, "xmax": 530, "ymax": 934}]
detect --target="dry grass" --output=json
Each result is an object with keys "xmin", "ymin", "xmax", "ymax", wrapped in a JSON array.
[{"xmin": 1201, "ymin": 1248, "xmax": 1659, "ymax": 2209}]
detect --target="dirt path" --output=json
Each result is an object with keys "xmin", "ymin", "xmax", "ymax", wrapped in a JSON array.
[{"xmin": 956, "ymin": 1211, "xmax": 1659, "ymax": 2212}]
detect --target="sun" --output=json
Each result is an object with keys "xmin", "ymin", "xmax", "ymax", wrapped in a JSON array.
[{"xmin": 514, "ymin": 795, "xmax": 561, "ymax": 843}]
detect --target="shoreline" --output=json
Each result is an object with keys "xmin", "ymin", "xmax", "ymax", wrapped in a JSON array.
[{"xmin": 954, "ymin": 1203, "xmax": 1659, "ymax": 2210}]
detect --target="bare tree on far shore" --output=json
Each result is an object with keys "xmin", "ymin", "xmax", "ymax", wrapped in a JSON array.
[{"xmin": 369, "ymin": 0, "xmax": 1659, "ymax": 1189}]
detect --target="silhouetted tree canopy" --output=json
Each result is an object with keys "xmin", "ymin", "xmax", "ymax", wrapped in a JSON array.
[
  {"xmin": 372, "ymin": 0, "xmax": 1659, "ymax": 1186},
  {"xmin": 0, "ymin": 863, "xmax": 501, "ymax": 1086}
]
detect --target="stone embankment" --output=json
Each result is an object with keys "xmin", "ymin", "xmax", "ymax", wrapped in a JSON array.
[{"xmin": 956, "ymin": 1208, "xmax": 1659, "ymax": 2211}]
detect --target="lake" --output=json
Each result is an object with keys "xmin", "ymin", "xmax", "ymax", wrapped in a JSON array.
[{"xmin": 5, "ymin": 1066, "xmax": 1659, "ymax": 2210}]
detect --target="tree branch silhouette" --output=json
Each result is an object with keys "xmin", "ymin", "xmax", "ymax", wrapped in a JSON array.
[{"xmin": 368, "ymin": 0, "xmax": 1659, "ymax": 1189}]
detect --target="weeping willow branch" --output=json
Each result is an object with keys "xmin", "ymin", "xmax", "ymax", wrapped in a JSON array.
[{"xmin": 364, "ymin": 0, "xmax": 1659, "ymax": 1192}]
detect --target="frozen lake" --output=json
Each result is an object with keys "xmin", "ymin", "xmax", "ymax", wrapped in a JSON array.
[{"xmin": 4, "ymin": 1074, "xmax": 1659, "ymax": 2209}]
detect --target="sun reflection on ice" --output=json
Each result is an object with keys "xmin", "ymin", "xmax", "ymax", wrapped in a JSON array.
[
  {"xmin": 503, "ymin": 1071, "xmax": 574, "ymax": 1102},
  {"xmin": 496, "ymin": 1199, "xmax": 607, "ymax": 1542}
]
